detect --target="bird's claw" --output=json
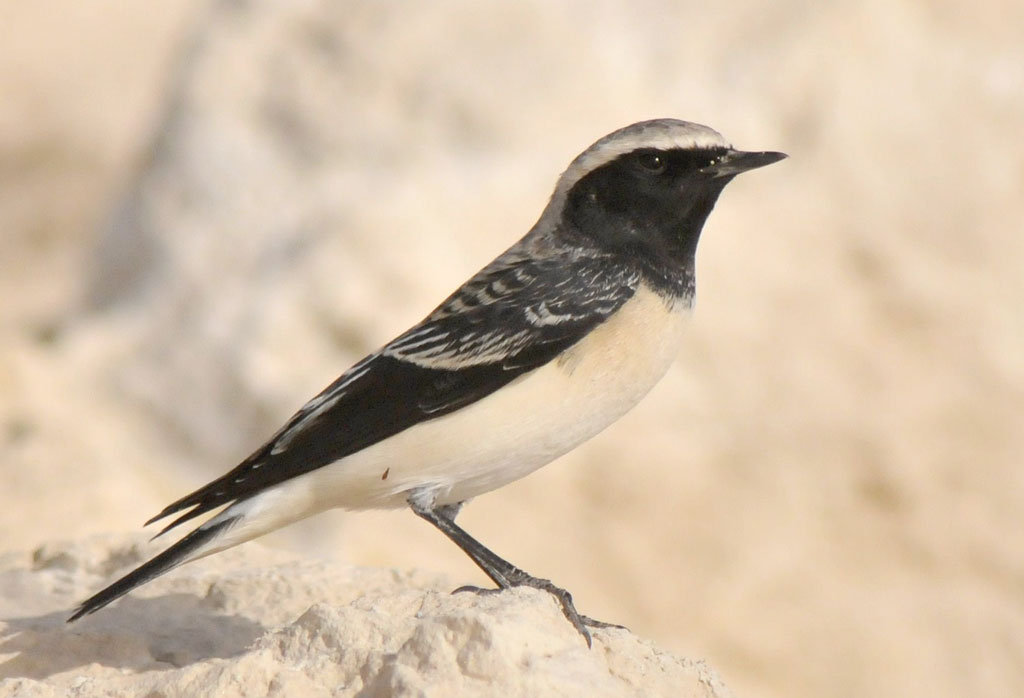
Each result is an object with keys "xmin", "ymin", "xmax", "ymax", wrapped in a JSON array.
[
  {"xmin": 452, "ymin": 584, "xmax": 496, "ymax": 595},
  {"xmin": 451, "ymin": 575, "xmax": 622, "ymax": 647}
]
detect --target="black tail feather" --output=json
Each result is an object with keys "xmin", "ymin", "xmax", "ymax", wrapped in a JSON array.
[
  {"xmin": 150, "ymin": 505, "xmax": 214, "ymax": 540},
  {"xmin": 67, "ymin": 517, "xmax": 236, "ymax": 622},
  {"xmin": 143, "ymin": 461, "xmax": 264, "ymax": 534}
]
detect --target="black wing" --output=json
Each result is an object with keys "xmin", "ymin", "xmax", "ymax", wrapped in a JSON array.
[{"xmin": 148, "ymin": 249, "xmax": 639, "ymax": 534}]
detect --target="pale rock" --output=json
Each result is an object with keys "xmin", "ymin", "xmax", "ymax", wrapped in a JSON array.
[{"xmin": 0, "ymin": 535, "xmax": 733, "ymax": 698}]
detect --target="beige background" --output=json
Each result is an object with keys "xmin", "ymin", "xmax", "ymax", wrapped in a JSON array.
[{"xmin": 2, "ymin": 2, "xmax": 1022, "ymax": 697}]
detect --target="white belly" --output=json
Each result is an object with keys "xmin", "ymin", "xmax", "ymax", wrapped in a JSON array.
[
  {"xmin": 314, "ymin": 283, "xmax": 691, "ymax": 508},
  {"xmin": 261, "ymin": 284, "xmax": 691, "ymax": 520}
]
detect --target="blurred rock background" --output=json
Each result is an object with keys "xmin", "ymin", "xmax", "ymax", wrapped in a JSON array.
[{"xmin": 1, "ymin": 1, "xmax": 1021, "ymax": 697}]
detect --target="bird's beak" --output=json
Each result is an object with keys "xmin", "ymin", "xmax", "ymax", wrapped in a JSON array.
[{"xmin": 703, "ymin": 149, "xmax": 788, "ymax": 178}]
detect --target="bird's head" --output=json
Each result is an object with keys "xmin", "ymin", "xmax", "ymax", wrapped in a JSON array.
[{"xmin": 544, "ymin": 119, "xmax": 786, "ymax": 282}]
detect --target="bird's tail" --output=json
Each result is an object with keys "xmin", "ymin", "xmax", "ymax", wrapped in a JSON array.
[
  {"xmin": 67, "ymin": 515, "xmax": 239, "ymax": 622},
  {"xmin": 68, "ymin": 478, "xmax": 323, "ymax": 622}
]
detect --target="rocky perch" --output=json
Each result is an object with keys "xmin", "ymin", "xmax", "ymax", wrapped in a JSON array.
[{"xmin": 0, "ymin": 536, "xmax": 733, "ymax": 697}]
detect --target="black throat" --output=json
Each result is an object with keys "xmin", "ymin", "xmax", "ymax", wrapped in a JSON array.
[{"xmin": 558, "ymin": 152, "xmax": 733, "ymax": 299}]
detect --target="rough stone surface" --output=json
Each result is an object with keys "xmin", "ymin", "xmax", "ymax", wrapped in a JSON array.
[{"xmin": 0, "ymin": 536, "xmax": 732, "ymax": 698}]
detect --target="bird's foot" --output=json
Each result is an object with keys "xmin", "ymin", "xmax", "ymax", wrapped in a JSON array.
[
  {"xmin": 452, "ymin": 583, "xmax": 499, "ymax": 595},
  {"xmin": 452, "ymin": 574, "xmax": 624, "ymax": 646}
]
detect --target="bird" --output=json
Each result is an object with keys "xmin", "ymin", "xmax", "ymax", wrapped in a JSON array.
[{"xmin": 68, "ymin": 118, "xmax": 786, "ymax": 645}]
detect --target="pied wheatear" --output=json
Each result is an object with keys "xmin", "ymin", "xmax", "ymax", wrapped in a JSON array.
[{"xmin": 70, "ymin": 119, "xmax": 786, "ymax": 645}]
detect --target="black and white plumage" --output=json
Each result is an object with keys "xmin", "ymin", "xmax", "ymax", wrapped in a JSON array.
[{"xmin": 69, "ymin": 119, "xmax": 786, "ymax": 644}]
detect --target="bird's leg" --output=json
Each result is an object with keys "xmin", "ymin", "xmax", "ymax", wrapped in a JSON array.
[{"xmin": 409, "ymin": 495, "xmax": 621, "ymax": 647}]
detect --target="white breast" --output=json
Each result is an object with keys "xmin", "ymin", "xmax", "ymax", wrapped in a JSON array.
[{"xmin": 258, "ymin": 284, "xmax": 692, "ymax": 521}]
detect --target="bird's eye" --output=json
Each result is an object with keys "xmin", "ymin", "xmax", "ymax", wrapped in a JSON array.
[{"xmin": 636, "ymin": 152, "xmax": 667, "ymax": 175}]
